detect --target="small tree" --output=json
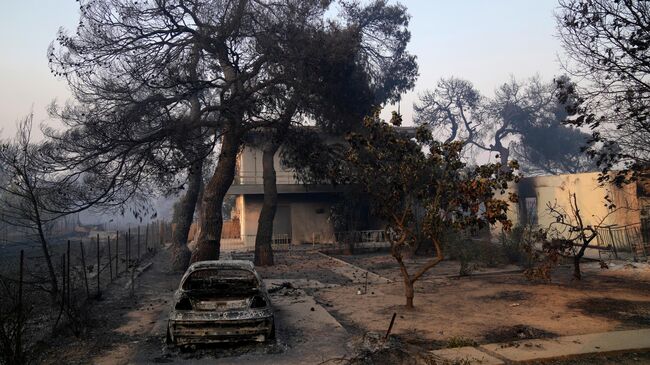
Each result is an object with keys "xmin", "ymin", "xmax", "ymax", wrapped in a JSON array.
[
  {"xmin": 0, "ymin": 275, "xmax": 31, "ymax": 365},
  {"xmin": 342, "ymin": 112, "xmax": 518, "ymax": 308},
  {"xmin": 0, "ymin": 115, "xmax": 61, "ymax": 297},
  {"xmin": 541, "ymin": 193, "xmax": 611, "ymax": 280},
  {"xmin": 0, "ymin": 115, "xmax": 127, "ymax": 298}
]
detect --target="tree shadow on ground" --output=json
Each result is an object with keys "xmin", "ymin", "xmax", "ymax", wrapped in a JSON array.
[
  {"xmin": 477, "ymin": 290, "xmax": 534, "ymax": 301},
  {"xmin": 478, "ymin": 267, "xmax": 650, "ymax": 294},
  {"xmin": 568, "ymin": 297, "xmax": 650, "ymax": 327}
]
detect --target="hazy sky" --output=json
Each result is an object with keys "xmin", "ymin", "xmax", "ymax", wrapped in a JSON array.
[{"xmin": 0, "ymin": 0, "xmax": 563, "ymax": 138}]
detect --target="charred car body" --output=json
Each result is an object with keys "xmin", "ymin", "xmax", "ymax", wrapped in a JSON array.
[{"xmin": 167, "ymin": 260, "xmax": 275, "ymax": 345}]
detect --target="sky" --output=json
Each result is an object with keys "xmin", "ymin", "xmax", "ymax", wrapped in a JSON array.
[{"xmin": 0, "ymin": 0, "xmax": 563, "ymax": 139}]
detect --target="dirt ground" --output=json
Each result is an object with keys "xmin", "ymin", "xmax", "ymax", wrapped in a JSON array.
[
  {"xmin": 38, "ymin": 247, "xmax": 351, "ymax": 365},
  {"xmin": 317, "ymin": 251, "xmax": 650, "ymax": 348},
  {"xmin": 36, "ymin": 246, "xmax": 650, "ymax": 364},
  {"xmin": 334, "ymin": 252, "xmax": 522, "ymax": 281}
]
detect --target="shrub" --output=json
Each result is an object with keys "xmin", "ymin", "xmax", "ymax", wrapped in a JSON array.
[
  {"xmin": 444, "ymin": 232, "xmax": 506, "ymax": 275},
  {"xmin": 499, "ymin": 225, "xmax": 542, "ymax": 269},
  {"xmin": 0, "ymin": 278, "xmax": 31, "ymax": 365},
  {"xmin": 446, "ymin": 336, "xmax": 478, "ymax": 348}
]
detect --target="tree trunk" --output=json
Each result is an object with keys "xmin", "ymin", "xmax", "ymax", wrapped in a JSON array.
[
  {"xmin": 404, "ymin": 279, "xmax": 414, "ymax": 309},
  {"xmin": 254, "ymin": 143, "xmax": 278, "ymax": 266},
  {"xmin": 28, "ymin": 183, "xmax": 58, "ymax": 299},
  {"xmin": 573, "ymin": 253, "xmax": 582, "ymax": 280},
  {"xmin": 191, "ymin": 130, "xmax": 240, "ymax": 262},
  {"xmin": 495, "ymin": 143, "xmax": 510, "ymax": 171},
  {"xmin": 394, "ymin": 253, "xmax": 415, "ymax": 309},
  {"xmin": 36, "ymin": 219, "xmax": 58, "ymax": 299},
  {"xmin": 171, "ymin": 159, "xmax": 203, "ymax": 271}
]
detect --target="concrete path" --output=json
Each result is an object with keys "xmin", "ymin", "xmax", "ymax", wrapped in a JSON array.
[
  {"xmin": 431, "ymin": 328, "xmax": 650, "ymax": 364},
  {"xmin": 317, "ymin": 252, "xmax": 392, "ymax": 284},
  {"xmin": 130, "ymin": 275, "xmax": 349, "ymax": 364},
  {"xmin": 265, "ymin": 278, "xmax": 340, "ymax": 289},
  {"xmin": 212, "ymin": 289, "xmax": 349, "ymax": 365}
]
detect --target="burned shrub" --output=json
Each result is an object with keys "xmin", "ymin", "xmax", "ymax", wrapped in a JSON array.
[{"xmin": 0, "ymin": 276, "xmax": 31, "ymax": 365}]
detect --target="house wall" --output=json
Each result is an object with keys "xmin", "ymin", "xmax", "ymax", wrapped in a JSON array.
[
  {"xmin": 494, "ymin": 172, "xmax": 640, "ymax": 235},
  {"xmin": 237, "ymin": 146, "xmax": 298, "ymax": 185},
  {"xmin": 237, "ymin": 193, "xmax": 337, "ymax": 247}
]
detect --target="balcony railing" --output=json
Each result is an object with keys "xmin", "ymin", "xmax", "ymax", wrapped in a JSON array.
[{"xmin": 234, "ymin": 171, "xmax": 298, "ymax": 185}]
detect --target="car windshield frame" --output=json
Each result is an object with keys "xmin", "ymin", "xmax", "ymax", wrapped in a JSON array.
[{"xmin": 181, "ymin": 268, "xmax": 261, "ymax": 294}]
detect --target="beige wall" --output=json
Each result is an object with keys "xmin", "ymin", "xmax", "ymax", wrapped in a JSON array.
[
  {"xmin": 237, "ymin": 193, "xmax": 336, "ymax": 247},
  {"xmin": 290, "ymin": 198, "xmax": 334, "ymax": 244},
  {"xmin": 237, "ymin": 146, "xmax": 298, "ymax": 185},
  {"xmin": 494, "ymin": 172, "xmax": 640, "ymax": 234}
]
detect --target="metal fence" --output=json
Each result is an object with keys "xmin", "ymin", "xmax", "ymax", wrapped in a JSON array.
[
  {"xmin": 334, "ymin": 230, "xmax": 388, "ymax": 245},
  {"xmin": 239, "ymin": 234, "xmax": 293, "ymax": 250},
  {"xmin": 596, "ymin": 222, "xmax": 650, "ymax": 261},
  {"xmin": 0, "ymin": 221, "xmax": 171, "ymax": 301},
  {"xmin": 0, "ymin": 220, "xmax": 171, "ymax": 360}
]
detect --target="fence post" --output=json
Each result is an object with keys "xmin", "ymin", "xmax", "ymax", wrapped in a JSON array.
[
  {"xmin": 137, "ymin": 226, "xmax": 141, "ymax": 260},
  {"xmin": 115, "ymin": 231, "xmax": 119, "ymax": 275},
  {"xmin": 607, "ymin": 227, "xmax": 618, "ymax": 259},
  {"xmin": 16, "ymin": 250, "xmax": 23, "ymax": 358},
  {"xmin": 623, "ymin": 227, "xmax": 637, "ymax": 262},
  {"xmin": 108, "ymin": 235, "xmax": 113, "ymax": 282},
  {"xmin": 80, "ymin": 240, "xmax": 89, "ymax": 299},
  {"xmin": 159, "ymin": 221, "xmax": 163, "ymax": 251},
  {"xmin": 127, "ymin": 227, "xmax": 131, "ymax": 267},
  {"xmin": 61, "ymin": 254, "xmax": 66, "ymax": 306},
  {"xmin": 96, "ymin": 235, "xmax": 101, "ymax": 299},
  {"xmin": 636, "ymin": 225, "xmax": 648, "ymax": 259},
  {"xmin": 145, "ymin": 224, "xmax": 149, "ymax": 253},
  {"xmin": 18, "ymin": 250, "xmax": 24, "ymax": 309},
  {"xmin": 66, "ymin": 240, "xmax": 71, "ymax": 307}
]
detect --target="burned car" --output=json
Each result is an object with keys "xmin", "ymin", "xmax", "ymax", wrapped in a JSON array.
[{"xmin": 167, "ymin": 260, "xmax": 275, "ymax": 345}]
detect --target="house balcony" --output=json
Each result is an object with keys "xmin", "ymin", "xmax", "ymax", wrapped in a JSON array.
[
  {"xmin": 228, "ymin": 170, "xmax": 345, "ymax": 195},
  {"xmin": 234, "ymin": 170, "xmax": 298, "ymax": 185}
]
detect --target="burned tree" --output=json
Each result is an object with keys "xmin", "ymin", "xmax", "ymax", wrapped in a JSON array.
[
  {"xmin": 49, "ymin": 0, "xmax": 354, "ymax": 262},
  {"xmin": 250, "ymin": 104, "xmax": 296, "ymax": 267},
  {"xmin": 556, "ymin": 0, "xmax": 650, "ymax": 179},
  {"xmin": 512, "ymin": 121, "xmax": 595, "ymax": 175},
  {"xmin": 342, "ymin": 113, "xmax": 518, "ymax": 308},
  {"xmin": 250, "ymin": 0, "xmax": 418, "ymax": 266},
  {"xmin": 0, "ymin": 115, "xmax": 59, "ymax": 297},
  {"xmin": 539, "ymin": 193, "xmax": 613, "ymax": 280},
  {"xmin": 0, "ymin": 259, "xmax": 31, "ymax": 365},
  {"xmin": 509, "ymin": 79, "xmax": 595, "ymax": 175},
  {"xmin": 0, "ymin": 115, "xmax": 119, "ymax": 298},
  {"xmin": 170, "ymin": 159, "xmax": 204, "ymax": 271},
  {"xmin": 414, "ymin": 77, "xmax": 594, "ymax": 174}
]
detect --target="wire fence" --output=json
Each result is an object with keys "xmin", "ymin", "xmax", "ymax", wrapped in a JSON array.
[
  {"xmin": 0, "ymin": 220, "xmax": 173, "ymax": 363},
  {"xmin": 3, "ymin": 221, "xmax": 172, "ymax": 296}
]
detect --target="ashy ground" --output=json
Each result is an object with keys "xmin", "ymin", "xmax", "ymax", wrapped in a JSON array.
[{"xmin": 38, "ymin": 246, "xmax": 650, "ymax": 364}]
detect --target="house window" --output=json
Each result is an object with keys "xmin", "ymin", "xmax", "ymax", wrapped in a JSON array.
[{"xmin": 524, "ymin": 197, "xmax": 538, "ymax": 226}]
